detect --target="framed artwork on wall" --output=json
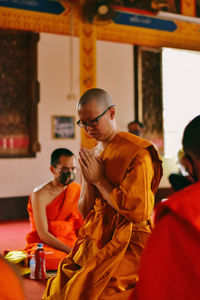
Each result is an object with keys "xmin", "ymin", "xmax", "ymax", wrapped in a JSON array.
[
  {"xmin": 0, "ymin": 29, "xmax": 40, "ymax": 158},
  {"xmin": 137, "ymin": 46, "xmax": 164, "ymax": 155},
  {"xmin": 52, "ymin": 116, "xmax": 75, "ymax": 139}
]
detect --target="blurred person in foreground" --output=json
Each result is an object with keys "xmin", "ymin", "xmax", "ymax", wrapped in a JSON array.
[
  {"xmin": 131, "ymin": 115, "xmax": 200, "ymax": 300},
  {"xmin": 0, "ymin": 254, "xmax": 25, "ymax": 300},
  {"xmin": 43, "ymin": 88, "xmax": 162, "ymax": 299}
]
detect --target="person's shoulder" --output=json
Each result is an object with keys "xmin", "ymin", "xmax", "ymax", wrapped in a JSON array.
[
  {"xmin": 117, "ymin": 131, "xmax": 152, "ymax": 148},
  {"xmin": 115, "ymin": 132, "xmax": 154, "ymax": 160},
  {"xmin": 31, "ymin": 181, "xmax": 57, "ymax": 207},
  {"xmin": 32, "ymin": 181, "xmax": 52, "ymax": 198},
  {"xmin": 159, "ymin": 181, "xmax": 200, "ymax": 211},
  {"xmin": 68, "ymin": 181, "xmax": 81, "ymax": 191},
  {"xmin": 155, "ymin": 182, "xmax": 200, "ymax": 228}
]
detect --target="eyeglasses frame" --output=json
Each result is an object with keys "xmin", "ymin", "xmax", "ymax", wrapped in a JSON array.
[{"xmin": 77, "ymin": 105, "xmax": 115, "ymax": 128}]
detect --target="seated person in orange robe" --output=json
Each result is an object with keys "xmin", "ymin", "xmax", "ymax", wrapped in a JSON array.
[
  {"xmin": 0, "ymin": 255, "xmax": 25, "ymax": 300},
  {"xmin": 25, "ymin": 148, "xmax": 83, "ymax": 270},
  {"xmin": 131, "ymin": 115, "xmax": 200, "ymax": 300},
  {"xmin": 43, "ymin": 88, "xmax": 162, "ymax": 299}
]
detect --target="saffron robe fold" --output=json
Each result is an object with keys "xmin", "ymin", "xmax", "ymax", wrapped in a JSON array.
[
  {"xmin": 43, "ymin": 132, "xmax": 163, "ymax": 299},
  {"xmin": 132, "ymin": 181, "xmax": 200, "ymax": 300},
  {"xmin": 25, "ymin": 182, "xmax": 83, "ymax": 270},
  {"xmin": 0, "ymin": 255, "xmax": 25, "ymax": 300}
]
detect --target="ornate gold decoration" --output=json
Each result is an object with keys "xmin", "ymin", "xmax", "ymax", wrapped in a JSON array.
[
  {"xmin": 181, "ymin": 0, "xmax": 196, "ymax": 16},
  {"xmin": 79, "ymin": 22, "xmax": 97, "ymax": 149}
]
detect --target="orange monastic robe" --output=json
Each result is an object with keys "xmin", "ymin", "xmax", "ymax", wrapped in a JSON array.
[
  {"xmin": 25, "ymin": 182, "xmax": 83, "ymax": 270},
  {"xmin": 0, "ymin": 255, "xmax": 25, "ymax": 300},
  {"xmin": 43, "ymin": 132, "xmax": 162, "ymax": 299},
  {"xmin": 131, "ymin": 181, "xmax": 200, "ymax": 300}
]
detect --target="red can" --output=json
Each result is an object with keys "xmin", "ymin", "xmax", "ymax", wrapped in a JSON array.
[{"xmin": 35, "ymin": 243, "xmax": 46, "ymax": 280}]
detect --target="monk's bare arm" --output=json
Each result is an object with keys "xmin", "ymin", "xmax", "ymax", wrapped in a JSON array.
[
  {"xmin": 78, "ymin": 177, "xmax": 96, "ymax": 219},
  {"xmin": 31, "ymin": 190, "xmax": 71, "ymax": 253}
]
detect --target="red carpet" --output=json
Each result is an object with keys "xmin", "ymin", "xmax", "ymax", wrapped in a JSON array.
[
  {"xmin": 0, "ymin": 220, "xmax": 30, "ymax": 253},
  {"xmin": 0, "ymin": 220, "xmax": 46, "ymax": 300}
]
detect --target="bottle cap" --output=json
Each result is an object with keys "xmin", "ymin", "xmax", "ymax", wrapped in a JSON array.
[{"xmin": 37, "ymin": 243, "xmax": 43, "ymax": 248}]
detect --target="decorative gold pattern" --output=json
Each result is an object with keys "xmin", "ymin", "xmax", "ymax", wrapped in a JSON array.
[
  {"xmin": 181, "ymin": 0, "xmax": 196, "ymax": 16},
  {"xmin": 79, "ymin": 22, "xmax": 96, "ymax": 94},
  {"xmin": 0, "ymin": 5, "xmax": 79, "ymax": 36},
  {"xmin": 97, "ymin": 21, "xmax": 200, "ymax": 51},
  {"xmin": 79, "ymin": 22, "xmax": 97, "ymax": 149},
  {"xmin": 138, "ymin": 47, "xmax": 164, "ymax": 155},
  {"xmin": 0, "ymin": 4, "xmax": 200, "ymax": 51},
  {"xmin": 0, "ymin": 30, "xmax": 39, "ymax": 158}
]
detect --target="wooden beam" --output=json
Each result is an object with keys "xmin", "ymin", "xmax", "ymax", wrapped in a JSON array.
[
  {"xmin": 181, "ymin": 0, "xmax": 196, "ymax": 17},
  {"xmin": 79, "ymin": 22, "xmax": 97, "ymax": 149},
  {"xmin": 0, "ymin": 4, "xmax": 200, "ymax": 51}
]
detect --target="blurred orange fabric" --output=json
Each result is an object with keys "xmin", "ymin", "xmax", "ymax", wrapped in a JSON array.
[
  {"xmin": 130, "ymin": 182, "xmax": 200, "ymax": 300},
  {"xmin": 0, "ymin": 255, "xmax": 25, "ymax": 300}
]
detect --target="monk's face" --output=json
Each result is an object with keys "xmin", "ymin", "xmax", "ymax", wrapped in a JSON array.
[
  {"xmin": 51, "ymin": 155, "xmax": 77, "ymax": 186},
  {"xmin": 77, "ymin": 99, "xmax": 115, "ymax": 141}
]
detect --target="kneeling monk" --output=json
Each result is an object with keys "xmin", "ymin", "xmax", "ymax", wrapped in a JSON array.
[
  {"xmin": 25, "ymin": 148, "xmax": 83, "ymax": 270},
  {"xmin": 43, "ymin": 89, "xmax": 163, "ymax": 299}
]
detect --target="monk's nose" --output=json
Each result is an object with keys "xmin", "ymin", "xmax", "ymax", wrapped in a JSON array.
[{"xmin": 85, "ymin": 124, "xmax": 93, "ymax": 132}]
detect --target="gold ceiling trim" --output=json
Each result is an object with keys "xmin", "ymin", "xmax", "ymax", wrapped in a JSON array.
[{"xmin": 0, "ymin": 4, "xmax": 200, "ymax": 51}]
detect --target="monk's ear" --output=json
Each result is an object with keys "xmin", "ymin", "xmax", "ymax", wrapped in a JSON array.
[
  {"xmin": 50, "ymin": 165, "xmax": 55, "ymax": 174},
  {"xmin": 182, "ymin": 155, "xmax": 194, "ymax": 176},
  {"xmin": 109, "ymin": 106, "xmax": 115, "ymax": 120}
]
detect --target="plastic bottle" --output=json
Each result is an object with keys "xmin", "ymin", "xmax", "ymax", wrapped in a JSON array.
[
  {"xmin": 34, "ymin": 243, "xmax": 46, "ymax": 280},
  {"xmin": 30, "ymin": 254, "xmax": 36, "ymax": 279}
]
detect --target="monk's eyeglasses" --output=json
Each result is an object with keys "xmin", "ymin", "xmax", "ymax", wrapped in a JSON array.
[{"xmin": 77, "ymin": 105, "xmax": 115, "ymax": 128}]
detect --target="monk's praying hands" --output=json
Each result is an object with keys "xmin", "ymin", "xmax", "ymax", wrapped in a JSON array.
[{"xmin": 79, "ymin": 148, "xmax": 104, "ymax": 184}]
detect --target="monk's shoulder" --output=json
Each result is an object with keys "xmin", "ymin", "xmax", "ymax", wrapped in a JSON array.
[
  {"xmin": 156, "ymin": 182, "xmax": 200, "ymax": 223},
  {"xmin": 117, "ymin": 131, "xmax": 152, "ymax": 149},
  {"xmin": 32, "ymin": 181, "xmax": 52, "ymax": 202},
  {"xmin": 69, "ymin": 181, "xmax": 81, "ymax": 190},
  {"xmin": 117, "ymin": 132, "xmax": 161, "ymax": 162},
  {"xmin": 114, "ymin": 132, "xmax": 152, "ymax": 161},
  {"xmin": 33, "ymin": 181, "xmax": 52, "ymax": 193}
]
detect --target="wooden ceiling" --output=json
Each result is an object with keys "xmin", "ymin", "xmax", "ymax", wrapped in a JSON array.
[{"xmin": 0, "ymin": 0, "xmax": 200, "ymax": 50}]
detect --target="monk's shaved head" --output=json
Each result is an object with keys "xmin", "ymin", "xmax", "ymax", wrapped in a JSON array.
[
  {"xmin": 76, "ymin": 88, "xmax": 117, "ymax": 142},
  {"xmin": 77, "ymin": 88, "xmax": 114, "ymax": 110},
  {"xmin": 182, "ymin": 115, "xmax": 200, "ymax": 160}
]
